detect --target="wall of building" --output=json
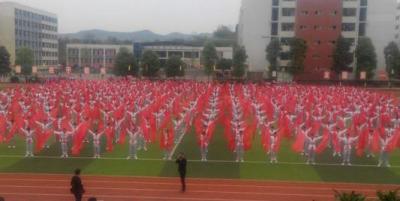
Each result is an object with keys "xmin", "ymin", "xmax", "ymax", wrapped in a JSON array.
[
  {"xmin": 0, "ymin": 2, "xmax": 58, "ymax": 66},
  {"xmin": 238, "ymin": 0, "xmax": 271, "ymax": 72},
  {"xmin": 238, "ymin": 0, "xmax": 399, "ymax": 79},
  {"xmin": 142, "ymin": 45, "xmax": 233, "ymax": 68},
  {"xmin": 66, "ymin": 44, "xmax": 133, "ymax": 71},
  {"xmin": 295, "ymin": 0, "xmax": 342, "ymax": 77},
  {"xmin": 366, "ymin": 0, "xmax": 398, "ymax": 70},
  {"xmin": 0, "ymin": 5, "xmax": 16, "ymax": 64}
]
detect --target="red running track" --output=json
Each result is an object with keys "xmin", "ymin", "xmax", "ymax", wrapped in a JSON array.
[{"xmin": 0, "ymin": 173, "xmax": 398, "ymax": 201}]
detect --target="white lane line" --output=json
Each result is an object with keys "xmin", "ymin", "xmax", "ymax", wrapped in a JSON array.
[
  {"xmin": 0, "ymin": 172, "xmax": 397, "ymax": 188},
  {"xmin": 0, "ymin": 192, "xmax": 274, "ymax": 201},
  {"xmin": 0, "ymin": 154, "xmax": 392, "ymax": 168},
  {"xmin": 0, "ymin": 184, "xmax": 339, "ymax": 196},
  {"xmin": 0, "ymin": 179, "xmax": 389, "ymax": 192}
]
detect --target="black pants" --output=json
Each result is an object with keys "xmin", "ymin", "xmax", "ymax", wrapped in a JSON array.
[
  {"xmin": 179, "ymin": 171, "xmax": 186, "ymax": 192},
  {"xmin": 74, "ymin": 193, "xmax": 82, "ymax": 201}
]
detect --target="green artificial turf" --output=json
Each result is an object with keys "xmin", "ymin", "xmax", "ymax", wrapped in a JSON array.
[{"xmin": 1, "ymin": 126, "xmax": 400, "ymax": 184}]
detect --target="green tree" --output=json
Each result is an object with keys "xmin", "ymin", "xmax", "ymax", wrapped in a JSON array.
[
  {"xmin": 165, "ymin": 55, "xmax": 185, "ymax": 77},
  {"xmin": 288, "ymin": 38, "xmax": 307, "ymax": 75},
  {"xmin": 266, "ymin": 38, "xmax": 281, "ymax": 77},
  {"xmin": 232, "ymin": 46, "xmax": 248, "ymax": 78},
  {"xmin": 15, "ymin": 47, "xmax": 34, "ymax": 75},
  {"xmin": 202, "ymin": 41, "xmax": 218, "ymax": 77},
  {"xmin": 0, "ymin": 46, "xmax": 11, "ymax": 75},
  {"xmin": 217, "ymin": 58, "xmax": 232, "ymax": 71},
  {"xmin": 213, "ymin": 25, "xmax": 236, "ymax": 40},
  {"xmin": 384, "ymin": 42, "xmax": 400, "ymax": 79},
  {"xmin": 377, "ymin": 190, "xmax": 400, "ymax": 201},
  {"xmin": 114, "ymin": 47, "xmax": 138, "ymax": 76},
  {"xmin": 333, "ymin": 36, "xmax": 354, "ymax": 75},
  {"xmin": 334, "ymin": 190, "xmax": 366, "ymax": 201},
  {"xmin": 141, "ymin": 50, "xmax": 160, "ymax": 77},
  {"xmin": 355, "ymin": 37, "xmax": 377, "ymax": 79}
]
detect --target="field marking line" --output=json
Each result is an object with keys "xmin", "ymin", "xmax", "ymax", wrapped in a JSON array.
[
  {"xmin": 0, "ymin": 183, "xmax": 381, "ymax": 194},
  {"xmin": 0, "ymin": 172, "xmax": 397, "ymax": 188},
  {"xmin": 0, "ymin": 192, "xmax": 276, "ymax": 201},
  {"xmin": 0, "ymin": 178, "xmax": 392, "ymax": 192},
  {"xmin": 0, "ymin": 184, "xmax": 342, "ymax": 196},
  {"xmin": 0, "ymin": 154, "xmax": 394, "ymax": 168},
  {"xmin": 168, "ymin": 132, "xmax": 187, "ymax": 160}
]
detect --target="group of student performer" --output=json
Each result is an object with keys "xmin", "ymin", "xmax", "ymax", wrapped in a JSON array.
[{"xmin": 1, "ymin": 80, "xmax": 400, "ymax": 168}]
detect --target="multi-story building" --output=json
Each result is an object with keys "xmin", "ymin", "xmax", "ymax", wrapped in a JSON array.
[
  {"xmin": 66, "ymin": 44, "xmax": 133, "ymax": 71},
  {"xmin": 134, "ymin": 42, "xmax": 233, "ymax": 68},
  {"xmin": 238, "ymin": 0, "xmax": 399, "ymax": 79},
  {"xmin": 0, "ymin": 2, "xmax": 58, "ymax": 66}
]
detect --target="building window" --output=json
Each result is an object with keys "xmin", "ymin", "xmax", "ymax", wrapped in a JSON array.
[
  {"xmin": 280, "ymin": 52, "xmax": 290, "ymax": 60},
  {"xmin": 281, "ymin": 23, "xmax": 294, "ymax": 31},
  {"xmin": 344, "ymin": 38, "xmax": 355, "ymax": 45},
  {"xmin": 156, "ymin": 51, "xmax": 167, "ymax": 58},
  {"xmin": 331, "ymin": 10, "xmax": 338, "ymax": 16},
  {"xmin": 359, "ymin": 23, "xmax": 366, "ymax": 36},
  {"xmin": 282, "ymin": 8, "xmax": 295, "ymax": 17},
  {"xmin": 300, "ymin": 11, "xmax": 309, "ymax": 15},
  {"xmin": 299, "ymin": 25, "xmax": 307, "ymax": 30},
  {"xmin": 342, "ymin": 23, "xmax": 356, "ymax": 31},
  {"xmin": 315, "ymin": 10, "xmax": 322, "ymax": 15},
  {"xmin": 271, "ymin": 23, "xmax": 278, "ymax": 35},
  {"xmin": 280, "ymin": 37, "xmax": 293, "ymax": 45},
  {"xmin": 330, "ymin": 41, "xmax": 336, "ymax": 45},
  {"xmin": 272, "ymin": 8, "xmax": 279, "ymax": 21},
  {"xmin": 314, "ymin": 25, "xmax": 322, "ymax": 30},
  {"xmin": 359, "ymin": 8, "xmax": 367, "ymax": 21},
  {"xmin": 272, "ymin": 0, "xmax": 279, "ymax": 6},
  {"xmin": 314, "ymin": 40, "xmax": 322, "ymax": 45},
  {"xmin": 332, "ymin": 25, "xmax": 337, "ymax": 30},
  {"xmin": 360, "ymin": 0, "xmax": 368, "ymax": 6},
  {"xmin": 343, "ymin": 8, "xmax": 356, "ymax": 17}
]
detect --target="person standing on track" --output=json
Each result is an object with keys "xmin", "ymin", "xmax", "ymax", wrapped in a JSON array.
[
  {"xmin": 176, "ymin": 152, "xmax": 187, "ymax": 192},
  {"xmin": 70, "ymin": 169, "xmax": 85, "ymax": 201}
]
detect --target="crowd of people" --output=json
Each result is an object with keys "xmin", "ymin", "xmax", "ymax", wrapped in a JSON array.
[{"xmin": 0, "ymin": 80, "xmax": 399, "ymax": 167}]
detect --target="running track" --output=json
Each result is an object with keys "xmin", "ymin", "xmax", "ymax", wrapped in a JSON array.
[{"xmin": 0, "ymin": 174, "xmax": 399, "ymax": 201}]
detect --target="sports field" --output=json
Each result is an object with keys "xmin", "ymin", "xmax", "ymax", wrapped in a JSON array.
[{"xmin": 1, "ymin": 125, "xmax": 400, "ymax": 185}]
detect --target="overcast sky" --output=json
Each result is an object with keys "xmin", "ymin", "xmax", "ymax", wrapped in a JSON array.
[{"xmin": 0, "ymin": 0, "xmax": 241, "ymax": 34}]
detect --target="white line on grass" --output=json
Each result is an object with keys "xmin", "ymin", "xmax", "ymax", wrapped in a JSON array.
[
  {"xmin": 168, "ymin": 132, "xmax": 186, "ymax": 160},
  {"xmin": 0, "ymin": 154, "xmax": 393, "ymax": 168}
]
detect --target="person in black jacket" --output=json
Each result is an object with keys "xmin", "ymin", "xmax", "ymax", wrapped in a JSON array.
[
  {"xmin": 70, "ymin": 169, "xmax": 85, "ymax": 201},
  {"xmin": 175, "ymin": 152, "xmax": 187, "ymax": 192}
]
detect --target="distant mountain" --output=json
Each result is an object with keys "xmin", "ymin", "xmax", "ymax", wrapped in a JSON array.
[{"xmin": 60, "ymin": 29, "xmax": 211, "ymax": 42}]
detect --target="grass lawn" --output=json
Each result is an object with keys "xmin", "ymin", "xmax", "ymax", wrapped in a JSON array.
[{"xmin": 1, "ymin": 126, "xmax": 400, "ymax": 185}]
